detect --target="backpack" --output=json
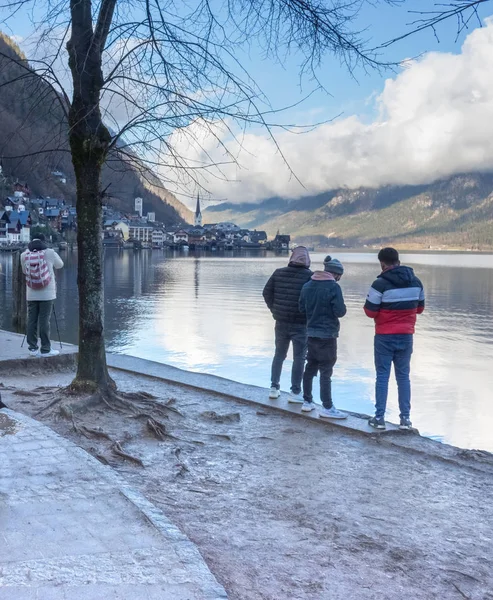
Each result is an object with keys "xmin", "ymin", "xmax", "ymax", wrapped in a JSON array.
[{"xmin": 24, "ymin": 250, "xmax": 52, "ymax": 290}]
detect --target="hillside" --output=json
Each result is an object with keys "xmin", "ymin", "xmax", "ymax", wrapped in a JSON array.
[
  {"xmin": 0, "ymin": 33, "xmax": 192, "ymax": 225},
  {"xmin": 206, "ymin": 173, "xmax": 493, "ymax": 249}
]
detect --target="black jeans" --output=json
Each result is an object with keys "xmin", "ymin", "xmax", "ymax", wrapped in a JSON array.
[
  {"xmin": 303, "ymin": 337, "xmax": 337, "ymax": 409},
  {"xmin": 27, "ymin": 300, "xmax": 54, "ymax": 354},
  {"xmin": 270, "ymin": 321, "xmax": 307, "ymax": 394}
]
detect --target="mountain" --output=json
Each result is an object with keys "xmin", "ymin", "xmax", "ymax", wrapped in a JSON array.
[
  {"xmin": 205, "ymin": 173, "xmax": 493, "ymax": 249},
  {"xmin": 0, "ymin": 33, "xmax": 192, "ymax": 225}
]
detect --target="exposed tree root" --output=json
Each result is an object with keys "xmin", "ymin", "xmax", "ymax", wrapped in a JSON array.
[
  {"xmin": 146, "ymin": 417, "xmax": 178, "ymax": 441},
  {"xmin": 112, "ymin": 441, "xmax": 144, "ymax": 467},
  {"xmin": 10, "ymin": 380, "xmax": 211, "ymax": 469},
  {"xmin": 34, "ymin": 383, "xmax": 179, "ymax": 422},
  {"xmin": 78, "ymin": 425, "xmax": 113, "ymax": 440}
]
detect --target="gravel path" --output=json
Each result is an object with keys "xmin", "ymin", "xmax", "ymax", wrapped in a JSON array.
[{"xmin": 3, "ymin": 369, "xmax": 493, "ymax": 600}]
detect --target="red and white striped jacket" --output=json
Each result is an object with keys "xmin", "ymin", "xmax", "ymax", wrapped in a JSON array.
[{"xmin": 364, "ymin": 265, "xmax": 425, "ymax": 335}]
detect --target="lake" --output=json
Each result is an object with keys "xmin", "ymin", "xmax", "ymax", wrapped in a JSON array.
[{"xmin": 1, "ymin": 249, "xmax": 493, "ymax": 451}]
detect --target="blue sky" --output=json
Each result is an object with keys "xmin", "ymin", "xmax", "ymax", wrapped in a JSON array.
[{"xmin": 230, "ymin": 0, "xmax": 493, "ymax": 125}]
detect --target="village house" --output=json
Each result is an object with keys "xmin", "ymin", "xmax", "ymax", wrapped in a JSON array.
[
  {"xmin": 152, "ymin": 229, "xmax": 165, "ymax": 247},
  {"xmin": 45, "ymin": 198, "xmax": 66, "ymax": 210},
  {"xmin": 273, "ymin": 233, "xmax": 291, "ymax": 250},
  {"xmin": 187, "ymin": 227, "xmax": 206, "ymax": 246},
  {"xmin": 173, "ymin": 229, "xmax": 189, "ymax": 244},
  {"xmin": 103, "ymin": 228, "xmax": 124, "ymax": 248},
  {"xmin": 44, "ymin": 208, "xmax": 62, "ymax": 231},
  {"xmin": 0, "ymin": 209, "xmax": 31, "ymax": 244},
  {"xmin": 104, "ymin": 220, "xmax": 130, "ymax": 241},
  {"xmin": 3, "ymin": 196, "xmax": 21, "ymax": 212},
  {"xmin": 238, "ymin": 229, "xmax": 251, "ymax": 243},
  {"xmin": 129, "ymin": 221, "xmax": 154, "ymax": 244},
  {"xmin": 204, "ymin": 229, "xmax": 217, "ymax": 243},
  {"xmin": 250, "ymin": 230, "xmax": 268, "ymax": 244}
]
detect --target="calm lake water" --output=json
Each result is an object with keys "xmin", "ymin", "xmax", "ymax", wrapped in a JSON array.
[{"xmin": 1, "ymin": 249, "xmax": 493, "ymax": 451}]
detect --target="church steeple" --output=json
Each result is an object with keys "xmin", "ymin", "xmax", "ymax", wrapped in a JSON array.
[{"xmin": 194, "ymin": 193, "xmax": 203, "ymax": 227}]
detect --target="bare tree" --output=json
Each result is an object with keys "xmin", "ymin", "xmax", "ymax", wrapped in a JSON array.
[{"xmin": 0, "ymin": 0, "xmax": 488, "ymax": 401}]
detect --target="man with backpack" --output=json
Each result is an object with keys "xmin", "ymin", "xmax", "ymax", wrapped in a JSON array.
[{"xmin": 21, "ymin": 234, "xmax": 64, "ymax": 357}]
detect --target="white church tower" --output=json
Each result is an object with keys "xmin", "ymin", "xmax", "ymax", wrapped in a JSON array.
[{"xmin": 194, "ymin": 193, "xmax": 203, "ymax": 227}]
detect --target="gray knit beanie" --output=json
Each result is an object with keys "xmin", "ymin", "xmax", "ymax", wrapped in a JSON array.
[{"xmin": 323, "ymin": 255, "xmax": 344, "ymax": 275}]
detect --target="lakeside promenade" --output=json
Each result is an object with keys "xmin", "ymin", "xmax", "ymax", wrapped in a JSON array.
[{"xmin": 2, "ymin": 329, "xmax": 493, "ymax": 599}]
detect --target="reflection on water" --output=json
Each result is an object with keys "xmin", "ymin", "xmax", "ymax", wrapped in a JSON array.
[{"xmin": 2, "ymin": 249, "xmax": 493, "ymax": 451}]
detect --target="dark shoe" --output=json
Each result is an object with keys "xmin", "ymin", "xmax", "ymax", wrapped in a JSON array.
[
  {"xmin": 368, "ymin": 416, "xmax": 386, "ymax": 430},
  {"xmin": 399, "ymin": 417, "xmax": 412, "ymax": 430}
]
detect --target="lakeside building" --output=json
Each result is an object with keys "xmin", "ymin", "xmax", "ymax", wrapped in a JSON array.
[
  {"xmin": 0, "ymin": 180, "xmax": 284, "ymax": 250},
  {"xmin": 0, "ymin": 209, "xmax": 31, "ymax": 243},
  {"xmin": 128, "ymin": 222, "xmax": 154, "ymax": 244}
]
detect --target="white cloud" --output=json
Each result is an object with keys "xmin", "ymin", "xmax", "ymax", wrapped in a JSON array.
[{"xmin": 162, "ymin": 18, "xmax": 493, "ymax": 205}]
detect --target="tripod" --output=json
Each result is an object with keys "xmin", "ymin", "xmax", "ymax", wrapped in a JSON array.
[{"xmin": 21, "ymin": 306, "xmax": 63, "ymax": 350}]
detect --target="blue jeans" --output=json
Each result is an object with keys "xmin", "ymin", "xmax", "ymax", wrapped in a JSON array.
[
  {"xmin": 374, "ymin": 334, "xmax": 413, "ymax": 419},
  {"xmin": 271, "ymin": 321, "xmax": 307, "ymax": 394}
]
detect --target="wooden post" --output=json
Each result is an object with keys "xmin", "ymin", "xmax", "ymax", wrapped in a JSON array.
[{"xmin": 12, "ymin": 251, "xmax": 27, "ymax": 333}]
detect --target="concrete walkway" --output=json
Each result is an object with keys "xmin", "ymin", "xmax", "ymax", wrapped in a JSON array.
[
  {"xmin": 0, "ymin": 409, "xmax": 227, "ymax": 600},
  {"xmin": 0, "ymin": 328, "xmax": 400, "ymax": 434},
  {"xmin": 107, "ymin": 354, "xmax": 401, "ymax": 434},
  {"xmin": 0, "ymin": 330, "xmax": 77, "ymax": 375}
]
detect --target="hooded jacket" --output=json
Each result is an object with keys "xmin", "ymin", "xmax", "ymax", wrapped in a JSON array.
[
  {"xmin": 299, "ymin": 271, "xmax": 347, "ymax": 338},
  {"xmin": 364, "ymin": 265, "xmax": 425, "ymax": 335},
  {"xmin": 262, "ymin": 247, "xmax": 312, "ymax": 324},
  {"xmin": 21, "ymin": 240, "xmax": 64, "ymax": 301}
]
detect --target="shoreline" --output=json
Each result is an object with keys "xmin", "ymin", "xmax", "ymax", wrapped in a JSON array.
[
  {"xmin": 1, "ymin": 329, "xmax": 491, "ymax": 459},
  {"xmin": 312, "ymin": 246, "xmax": 493, "ymax": 254}
]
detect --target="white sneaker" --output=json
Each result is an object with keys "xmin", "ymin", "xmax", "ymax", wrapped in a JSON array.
[
  {"xmin": 287, "ymin": 393, "xmax": 303, "ymax": 404},
  {"xmin": 319, "ymin": 406, "xmax": 348, "ymax": 420},
  {"xmin": 40, "ymin": 349, "xmax": 60, "ymax": 357},
  {"xmin": 301, "ymin": 401, "xmax": 315, "ymax": 412},
  {"xmin": 29, "ymin": 349, "xmax": 40, "ymax": 358},
  {"xmin": 269, "ymin": 387, "xmax": 280, "ymax": 399}
]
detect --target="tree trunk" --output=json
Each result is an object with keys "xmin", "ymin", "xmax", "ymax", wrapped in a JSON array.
[
  {"xmin": 66, "ymin": 0, "xmax": 117, "ymax": 393},
  {"xmin": 71, "ymin": 155, "xmax": 114, "ymax": 392}
]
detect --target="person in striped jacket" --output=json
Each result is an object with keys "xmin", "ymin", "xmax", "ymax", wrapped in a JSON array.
[{"xmin": 364, "ymin": 248, "xmax": 425, "ymax": 431}]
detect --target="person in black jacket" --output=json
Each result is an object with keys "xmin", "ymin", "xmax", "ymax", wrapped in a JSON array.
[
  {"xmin": 299, "ymin": 256, "xmax": 347, "ymax": 419},
  {"xmin": 263, "ymin": 246, "xmax": 312, "ymax": 402}
]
